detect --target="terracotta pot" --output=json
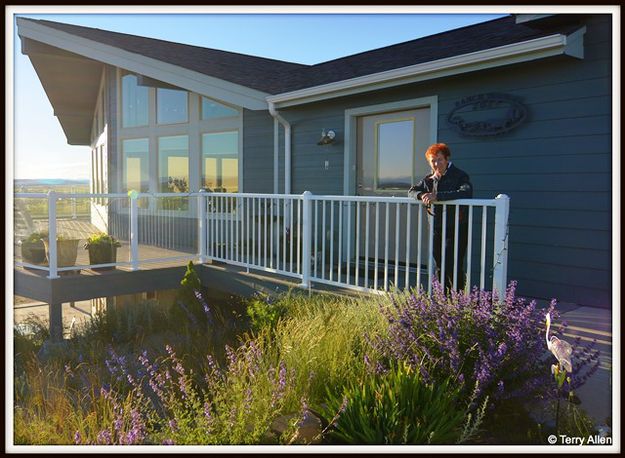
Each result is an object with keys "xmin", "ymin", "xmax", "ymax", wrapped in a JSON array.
[{"xmin": 43, "ymin": 239, "xmax": 79, "ymax": 267}]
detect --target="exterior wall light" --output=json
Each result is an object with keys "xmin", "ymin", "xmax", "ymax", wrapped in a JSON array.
[{"xmin": 317, "ymin": 129, "xmax": 336, "ymax": 145}]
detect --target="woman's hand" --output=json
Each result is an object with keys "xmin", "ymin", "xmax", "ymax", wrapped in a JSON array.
[{"xmin": 421, "ymin": 192, "xmax": 437, "ymax": 205}]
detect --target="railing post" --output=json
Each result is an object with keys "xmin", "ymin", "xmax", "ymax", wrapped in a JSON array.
[
  {"xmin": 129, "ymin": 191, "xmax": 139, "ymax": 271},
  {"xmin": 71, "ymin": 186, "xmax": 77, "ymax": 219},
  {"xmin": 492, "ymin": 194, "xmax": 510, "ymax": 300},
  {"xmin": 198, "ymin": 189, "xmax": 207, "ymax": 263},
  {"xmin": 47, "ymin": 191, "xmax": 58, "ymax": 279},
  {"xmin": 299, "ymin": 191, "xmax": 312, "ymax": 289}
]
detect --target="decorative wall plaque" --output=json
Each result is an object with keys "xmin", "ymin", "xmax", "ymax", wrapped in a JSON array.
[{"xmin": 447, "ymin": 93, "xmax": 528, "ymax": 137}]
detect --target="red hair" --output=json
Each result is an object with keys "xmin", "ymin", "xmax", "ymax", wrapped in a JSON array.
[{"xmin": 425, "ymin": 143, "xmax": 451, "ymax": 160}]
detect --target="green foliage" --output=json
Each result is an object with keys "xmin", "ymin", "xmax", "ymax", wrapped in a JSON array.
[
  {"xmin": 269, "ymin": 291, "xmax": 387, "ymax": 407},
  {"xmin": 83, "ymin": 232, "xmax": 121, "ymax": 249},
  {"xmin": 11, "ymin": 286, "xmax": 601, "ymax": 446},
  {"xmin": 322, "ymin": 363, "xmax": 467, "ymax": 444},
  {"xmin": 21, "ymin": 231, "xmax": 48, "ymax": 244},
  {"xmin": 556, "ymin": 400, "xmax": 598, "ymax": 439},
  {"xmin": 246, "ymin": 292, "xmax": 288, "ymax": 332},
  {"xmin": 90, "ymin": 300, "xmax": 170, "ymax": 344}
]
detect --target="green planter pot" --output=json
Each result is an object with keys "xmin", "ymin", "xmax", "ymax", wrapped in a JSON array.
[
  {"xmin": 43, "ymin": 239, "xmax": 80, "ymax": 267},
  {"xmin": 21, "ymin": 240, "xmax": 46, "ymax": 264},
  {"xmin": 87, "ymin": 244, "xmax": 118, "ymax": 269}
]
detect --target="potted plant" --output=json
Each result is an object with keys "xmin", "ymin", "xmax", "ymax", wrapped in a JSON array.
[
  {"xmin": 84, "ymin": 232, "xmax": 121, "ymax": 269},
  {"xmin": 43, "ymin": 234, "xmax": 80, "ymax": 267},
  {"xmin": 20, "ymin": 231, "xmax": 47, "ymax": 265}
]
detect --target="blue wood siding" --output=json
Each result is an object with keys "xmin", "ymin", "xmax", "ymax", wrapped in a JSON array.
[
  {"xmin": 242, "ymin": 109, "xmax": 275, "ymax": 193},
  {"xmin": 267, "ymin": 15, "xmax": 611, "ymax": 307}
]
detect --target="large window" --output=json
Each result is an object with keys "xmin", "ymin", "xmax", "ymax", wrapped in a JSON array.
[
  {"xmin": 201, "ymin": 97, "xmax": 238, "ymax": 120},
  {"xmin": 158, "ymin": 135, "xmax": 189, "ymax": 210},
  {"xmin": 375, "ymin": 119, "xmax": 414, "ymax": 190},
  {"xmin": 202, "ymin": 131, "xmax": 238, "ymax": 192},
  {"xmin": 157, "ymin": 88, "xmax": 188, "ymax": 124},
  {"xmin": 122, "ymin": 74, "xmax": 149, "ymax": 128}
]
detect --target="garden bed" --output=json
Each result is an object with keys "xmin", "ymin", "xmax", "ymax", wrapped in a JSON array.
[{"xmin": 13, "ymin": 264, "xmax": 605, "ymax": 446}]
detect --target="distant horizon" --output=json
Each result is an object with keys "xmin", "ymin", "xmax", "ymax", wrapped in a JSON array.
[{"xmin": 14, "ymin": 177, "xmax": 90, "ymax": 184}]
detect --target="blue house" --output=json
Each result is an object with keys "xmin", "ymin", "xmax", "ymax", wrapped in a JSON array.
[{"xmin": 16, "ymin": 13, "xmax": 613, "ymax": 309}]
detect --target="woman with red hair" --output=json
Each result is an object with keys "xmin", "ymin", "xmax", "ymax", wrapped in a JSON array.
[{"xmin": 409, "ymin": 143, "xmax": 473, "ymax": 292}]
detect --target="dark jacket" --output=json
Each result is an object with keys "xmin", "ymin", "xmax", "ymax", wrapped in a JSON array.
[{"xmin": 409, "ymin": 163, "xmax": 473, "ymax": 234}]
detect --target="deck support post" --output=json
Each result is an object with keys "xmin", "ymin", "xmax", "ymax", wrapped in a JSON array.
[
  {"xmin": 299, "ymin": 191, "xmax": 312, "ymax": 289},
  {"xmin": 49, "ymin": 302, "xmax": 63, "ymax": 341}
]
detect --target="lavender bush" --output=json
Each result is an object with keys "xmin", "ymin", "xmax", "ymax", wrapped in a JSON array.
[{"xmin": 370, "ymin": 280, "xmax": 600, "ymax": 407}]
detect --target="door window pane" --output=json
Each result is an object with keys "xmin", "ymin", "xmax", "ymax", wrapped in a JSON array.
[
  {"xmin": 159, "ymin": 135, "xmax": 189, "ymax": 210},
  {"xmin": 202, "ymin": 131, "xmax": 238, "ymax": 192},
  {"xmin": 122, "ymin": 74, "xmax": 148, "ymax": 128},
  {"xmin": 157, "ymin": 88, "xmax": 188, "ymax": 124},
  {"xmin": 376, "ymin": 119, "xmax": 414, "ymax": 190},
  {"xmin": 201, "ymin": 97, "xmax": 239, "ymax": 120}
]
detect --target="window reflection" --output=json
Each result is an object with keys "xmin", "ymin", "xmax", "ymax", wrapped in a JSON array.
[
  {"xmin": 157, "ymin": 88, "xmax": 188, "ymax": 124},
  {"xmin": 159, "ymin": 135, "xmax": 189, "ymax": 210},
  {"xmin": 122, "ymin": 138, "xmax": 149, "ymax": 208},
  {"xmin": 376, "ymin": 119, "xmax": 414, "ymax": 190},
  {"xmin": 122, "ymin": 74, "xmax": 148, "ymax": 128},
  {"xmin": 202, "ymin": 131, "xmax": 238, "ymax": 193},
  {"xmin": 201, "ymin": 97, "xmax": 239, "ymax": 120}
]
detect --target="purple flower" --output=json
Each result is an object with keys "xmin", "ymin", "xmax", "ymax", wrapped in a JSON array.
[
  {"xmin": 162, "ymin": 438, "xmax": 175, "ymax": 445},
  {"xmin": 96, "ymin": 429, "xmax": 112, "ymax": 445},
  {"xmin": 204, "ymin": 401, "xmax": 213, "ymax": 424},
  {"xmin": 74, "ymin": 431, "xmax": 82, "ymax": 444}
]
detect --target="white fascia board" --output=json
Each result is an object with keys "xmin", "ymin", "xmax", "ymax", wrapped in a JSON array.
[
  {"xmin": 515, "ymin": 14, "xmax": 555, "ymax": 24},
  {"xmin": 267, "ymin": 34, "xmax": 569, "ymax": 108},
  {"xmin": 17, "ymin": 18, "xmax": 270, "ymax": 110}
]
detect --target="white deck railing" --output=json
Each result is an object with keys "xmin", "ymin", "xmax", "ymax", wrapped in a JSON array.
[{"xmin": 14, "ymin": 191, "xmax": 509, "ymax": 296}]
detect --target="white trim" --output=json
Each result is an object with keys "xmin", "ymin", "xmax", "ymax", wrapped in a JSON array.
[
  {"xmin": 17, "ymin": 18, "xmax": 270, "ymax": 110},
  {"xmin": 564, "ymin": 26, "xmax": 587, "ymax": 59},
  {"xmin": 268, "ymin": 34, "xmax": 571, "ymax": 108},
  {"xmin": 343, "ymin": 96, "xmax": 438, "ymax": 196},
  {"xmin": 515, "ymin": 14, "xmax": 554, "ymax": 24}
]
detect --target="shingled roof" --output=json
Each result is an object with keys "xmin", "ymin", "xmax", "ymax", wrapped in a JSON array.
[
  {"xmin": 21, "ymin": 15, "xmax": 584, "ymax": 95},
  {"xmin": 25, "ymin": 18, "xmax": 311, "ymax": 94}
]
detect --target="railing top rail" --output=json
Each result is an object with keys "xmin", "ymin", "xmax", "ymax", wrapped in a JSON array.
[
  {"xmin": 14, "ymin": 193, "xmax": 49, "ymax": 198},
  {"xmin": 14, "ymin": 191, "xmax": 505, "ymax": 207},
  {"xmin": 308, "ymin": 195, "xmax": 499, "ymax": 206}
]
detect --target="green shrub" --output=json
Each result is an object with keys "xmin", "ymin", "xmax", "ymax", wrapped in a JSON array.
[
  {"xmin": 83, "ymin": 232, "xmax": 121, "ymax": 249},
  {"xmin": 322, "ymin": 363, "xmax": 467, "ymax": 444},
  {"xmin": 246, "ymin": 292, "xmax": 288, "ymax": 332}
]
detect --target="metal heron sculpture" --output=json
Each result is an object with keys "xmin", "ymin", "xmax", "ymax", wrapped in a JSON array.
[{"xmin": 545, "ymin": 313, "xmax": 573, "ymax": 373}]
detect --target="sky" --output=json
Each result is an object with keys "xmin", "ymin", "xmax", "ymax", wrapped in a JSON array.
[{"xmin": 9, "ymin": 8, "xmax": 510, "ymax": 180}]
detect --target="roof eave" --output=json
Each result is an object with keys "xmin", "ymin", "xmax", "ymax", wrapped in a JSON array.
[
  {"xmin": 267, "ymin": 31, "xmax": 585, "ymax": 108},
  {"xmin": 17, "ymin": 17, "xmax": 270, "ymax": 111}
]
